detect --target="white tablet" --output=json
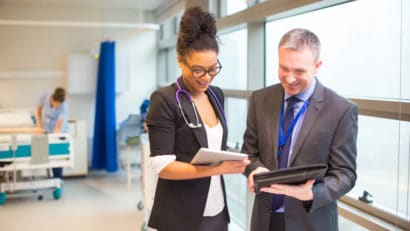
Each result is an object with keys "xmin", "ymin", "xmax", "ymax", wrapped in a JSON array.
[{"xmin": 190, "ymin": 148, "xmax": 248, "ymax": 165}]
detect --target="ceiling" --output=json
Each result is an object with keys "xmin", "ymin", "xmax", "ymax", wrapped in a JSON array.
[{"xmin": 0, "ymin": 0, "xmax": 169, "ymax": 11}]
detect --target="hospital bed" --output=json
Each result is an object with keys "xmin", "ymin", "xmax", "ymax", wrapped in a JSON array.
[{"xmin": 0, "ymin": 108, "xmax": 74, "ymax": 205}]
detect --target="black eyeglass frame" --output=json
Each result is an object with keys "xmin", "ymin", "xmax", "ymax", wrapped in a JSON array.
[{"xmin": 182, "ymin": 59, "xmax": 223, "ymax": 78}]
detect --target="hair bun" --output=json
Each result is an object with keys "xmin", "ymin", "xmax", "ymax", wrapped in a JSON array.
[
  {"xmin": 177, "ymin": 7, "xmax": 219, "ymax": 58},
  {"xmin": 179, "ymin": 7, "xmax": 217, "ymax": 45}
]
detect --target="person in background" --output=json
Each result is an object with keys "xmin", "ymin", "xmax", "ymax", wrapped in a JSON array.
[
  {"xmin": 139, "ymin": 99, "xmax": 150, "ymax": 133},
  {"xmin": 242, "ymin": 28, "xmax": 358, "ymax": 231},
  {"xmin": 36, "ymin": 87, "xmax": 68, "ymax": 178},
  {"xmin": 146, "ymin": 6, "xmax": 249, "ymax": 231}
]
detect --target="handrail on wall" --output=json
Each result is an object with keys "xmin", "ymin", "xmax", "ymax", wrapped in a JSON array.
[{"xmin": 339, "ymin": 195, "xmax": 410, "ymax": 230}]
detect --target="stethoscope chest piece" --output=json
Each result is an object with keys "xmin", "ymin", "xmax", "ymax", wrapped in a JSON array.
[{"xmin": 177, "ymin": 100, "xmax": 202, "ymax": 128}]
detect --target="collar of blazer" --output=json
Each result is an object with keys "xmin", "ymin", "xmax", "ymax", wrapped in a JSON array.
[{"xmin": 174, "ymin": 77, "xmax": 227, "ymax": 150}]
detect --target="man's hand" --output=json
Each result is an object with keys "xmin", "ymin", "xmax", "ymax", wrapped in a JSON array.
[
  {"xmin": 247, "ymin": 167, "xmax": 270, "ymax": 193},
  {"xmin": 260, "ymin": 179, "xmax": 315, "ymax": 201}
]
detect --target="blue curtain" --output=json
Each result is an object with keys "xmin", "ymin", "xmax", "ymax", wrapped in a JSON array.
[{"xmin": 92, "ymin": 41, "xmax": 118, "ymax": 172}]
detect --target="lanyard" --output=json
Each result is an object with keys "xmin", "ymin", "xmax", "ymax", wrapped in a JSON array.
[{"xmin": 278, "ymin": 98, "xmax": 310, "ymax": 156}]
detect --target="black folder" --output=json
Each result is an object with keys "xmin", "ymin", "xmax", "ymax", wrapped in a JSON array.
[{"xmin": 253, "ymin": 163, "xmax": 328, "ymax": 194}]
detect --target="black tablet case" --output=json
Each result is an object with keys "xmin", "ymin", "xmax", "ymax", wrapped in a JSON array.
[{"xmin": 253, "ymin": 163, "xmax": 328, "ymax": 194}]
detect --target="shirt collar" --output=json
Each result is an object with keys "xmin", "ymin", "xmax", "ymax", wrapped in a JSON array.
[{"xmin": 284, "ymin": 77, "xmax": 316, "ymax": 102}]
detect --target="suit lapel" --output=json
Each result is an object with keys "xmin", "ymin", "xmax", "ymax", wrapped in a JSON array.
[
  {"xmin": 270, "ymin": 86, "xmax": 283, "ymax": 168},
  {"xmin": 289, "ymin": 81, "xmax": 325, "ymax": 166}
]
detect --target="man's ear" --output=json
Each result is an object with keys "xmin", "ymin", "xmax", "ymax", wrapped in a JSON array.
[{"xmin": 314, "ymin": 60, "xmax": 322, "ymax": 73}]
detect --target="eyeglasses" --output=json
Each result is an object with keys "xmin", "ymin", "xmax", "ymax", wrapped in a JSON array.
[{"xmin": 183, "ymin": 59, "xmax": 222, "ymax": 78}]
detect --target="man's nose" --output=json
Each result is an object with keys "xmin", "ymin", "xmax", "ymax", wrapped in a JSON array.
[{"xmin": 284, "ymin": 72, "xmax": 296, "ymax": 83}]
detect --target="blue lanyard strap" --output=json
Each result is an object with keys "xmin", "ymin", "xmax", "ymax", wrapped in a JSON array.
[{"xmin": 278, "ymin": 99, "xmax": 310, "ymax": 154}]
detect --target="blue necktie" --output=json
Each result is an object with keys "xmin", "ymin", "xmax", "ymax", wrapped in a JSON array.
[{"xmin": 271, "ymin": 96, "xmax": 299, "ymax": 211}]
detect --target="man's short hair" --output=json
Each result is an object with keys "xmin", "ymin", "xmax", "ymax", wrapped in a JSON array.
[{"xmin": 279, "ymin": 28, "xmax": 321, "ymax": 62}]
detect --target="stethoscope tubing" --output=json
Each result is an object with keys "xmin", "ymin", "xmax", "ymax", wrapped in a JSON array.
[{"xmin": 175, "ymin": 77, "xmax": 226, "ymax": 128}]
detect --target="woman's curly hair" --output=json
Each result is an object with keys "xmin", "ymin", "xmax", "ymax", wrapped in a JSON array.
[{"xmin": 177, "ymin": 7, "xmax": 219, "ymax": 58}]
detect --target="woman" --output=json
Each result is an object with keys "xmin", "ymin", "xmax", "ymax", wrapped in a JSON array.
[
  {"xmin": 146, "ymin": 7, "xmax": 249, "ymax": 231},
  {"xmin": 36, "ymin": 87, "xmax": 68, "ymax": 178}
]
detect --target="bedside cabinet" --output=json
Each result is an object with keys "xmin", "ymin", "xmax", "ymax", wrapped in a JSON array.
[{"xmin": 64, "ymin": 120, "xmax": 88, "ymax": 176}]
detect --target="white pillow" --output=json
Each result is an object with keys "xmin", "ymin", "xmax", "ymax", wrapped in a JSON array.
[{"xmin": 0, "ymin": 108, "xmax": 35, "ymax": 128}]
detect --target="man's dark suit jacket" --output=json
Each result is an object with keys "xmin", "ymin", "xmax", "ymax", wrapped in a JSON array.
[
  {"xmin": 242, "ymin": 80, "xmax": 358, "ymax": 231},
  {"xmin": 146, "ymin": 79, "xmax": 229, "ymax": 231}
]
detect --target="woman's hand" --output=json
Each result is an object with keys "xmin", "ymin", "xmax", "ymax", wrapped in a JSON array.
[{"xmin": 217, "ymin": 158, "xmax": 250, "ymax": 175}]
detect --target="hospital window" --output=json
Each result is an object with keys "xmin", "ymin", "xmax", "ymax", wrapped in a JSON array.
[
  {"xmin": 352, "ymin": 116, "xmax": 410, "ymax": 217},
  {"xmin": 224, "ymin": 97, "xmax": 249, "ymax": 230},
  {"xmin": 219, "ymin": 0, "xmax": 248, "ymax": 16},
  {"xmin": 265, "ymin": 0, "xmax": 410, "ymax": 223},
  {"xmin": 157, "ymin": 50, "xmax": 166, "ymax": 83},
  {"xmin": 157, "ymin": 11, "xmax": 183, "ymax": 85},
  {"xmin": 214, "ymin": 26, "xmax": 249, "ymax": 229},
  {"xmin": 166, "ymin": 48, "xmax": 179, "ymax": 83},
  {"xmin": 214, "ymin": 28, "xmax": 247, "ymax": 90},
  {"xmin": 157, "ymin": 48, "xmax": 179, "ymax": 85}
]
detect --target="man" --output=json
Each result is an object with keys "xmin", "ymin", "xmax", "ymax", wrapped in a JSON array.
[{"xmin": 242, "ymin": 28, "xmax": 358, "ymax": 231}]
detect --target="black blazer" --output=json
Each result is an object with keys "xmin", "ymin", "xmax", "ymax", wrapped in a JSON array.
[{"xmin": 146, "ymin": 79, "xmax": 229, "ymax": 231}]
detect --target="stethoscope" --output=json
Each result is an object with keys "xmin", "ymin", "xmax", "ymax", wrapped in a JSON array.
[{"xmin": 175, "ymin": 77, "xmax": 226, "ymax": 128}]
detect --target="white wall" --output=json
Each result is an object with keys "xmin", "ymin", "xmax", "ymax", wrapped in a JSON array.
[
  {"xmin": 0, "ymin": 3, "xmax": 158, "ymax": 158},
  {"xmin": 115, "ymin": 32, "xmax": 157, "ymax": 125},
  {"xmin": 65, "ymin": 31, "xmax": 158, "ymax": 138}
]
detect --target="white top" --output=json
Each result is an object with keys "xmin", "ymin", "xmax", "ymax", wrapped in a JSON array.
[{"xmin": 149, "ymin": 121, "xmax": 225, "ymax": 217}]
